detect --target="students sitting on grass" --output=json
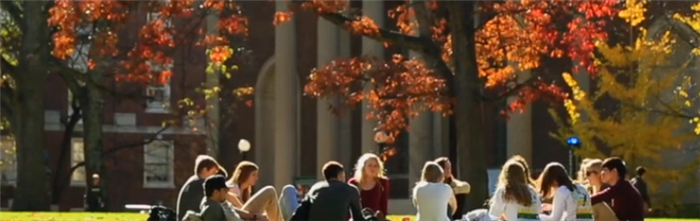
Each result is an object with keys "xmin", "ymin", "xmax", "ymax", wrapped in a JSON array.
[
  {"xmin": 349, "ymin": 153, "xmax": 390, "ymax": 220},
  {"xmin": 296, "ymin": 161, "xmax": 366, "ymax": 221},
  {"xmin": 176, "ymin": 155, "xmax": 225, "ymax": 221},
  {"xmin": 488, "ymin": 161, "xmax": 542, "ymax": 221},
  {"xmin": 200, "ymin": 175, "xmax": 242, "ymax": 221},
  {"xmin": 413, "ymin": 161, "xmax": 456, "ymax": 221},
  {"xmin": 536, "ymin": 162, "xmax": 593, "ymax": 221},
  {"xmin": 226, "ymin": 161, "xmax": 298, "ymax": 221},
  {"xmin": 434, "ymin": 157, "xmax": 470, "ymax": 219},
  {"xmin": 591, "ymin": 157, "xmax": 645, "ymax": 221}
]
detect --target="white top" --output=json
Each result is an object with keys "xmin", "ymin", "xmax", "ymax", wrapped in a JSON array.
[
  {"xmin": 413, "ymin": 182, "xmax": 454, "ymax": 221},
  {"xmin": 488, "ymin": 185, "xmax": 542, "ymax": 221},
  {"xmin": 538, "ymin": 184, "xmax": 593, "ymax": 221},
  {"xmin": 539, "ymin": 186, "xmax": 575, "ymax": 221},
  {"xmin": 227, "ymin": 182, "xmax": 243, "ymax": 201}
]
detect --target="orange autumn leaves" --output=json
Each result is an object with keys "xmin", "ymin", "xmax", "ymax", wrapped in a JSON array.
[
  {"xmin": 298, "ymin": 0, "xmax": 619, "ymax": 140},
  {"xmin": 305, "ymin": 55, "xmax": 450, "ymax": 139},
  {"xmin": 48, "ymin": 0, "xmax": 248, "ymax": 85}
]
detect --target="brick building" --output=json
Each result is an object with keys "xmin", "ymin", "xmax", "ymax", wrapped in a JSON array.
[{"xmin": 1, "ymin": 1, "xmax": 697, "ymax": 213}]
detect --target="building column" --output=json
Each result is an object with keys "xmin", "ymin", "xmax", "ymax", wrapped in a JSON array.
[
  {"xmin": 274, "ymin": 1, "xmax": 298, "ymax": 189},
  {"xmin": 204, "ymin": 7, "xmax": 220, "ymax": 158},
  {"xmin": 506, "ymin": 71, "xmax": 533, "ymax": 163},
  {"xmin": 408, "ymin": 52, "xmax": 434, "ymax": 189},
  {"xmin": 361, "ymin": 0, "xmax": 384, "ymax": 154},
  {"xmin": 338, "ymin": 24, "xmax": 353, "ymax": 170},
  {"xmin": 316, "ymin": 18, "xmax": 341, "ymax": 179}
]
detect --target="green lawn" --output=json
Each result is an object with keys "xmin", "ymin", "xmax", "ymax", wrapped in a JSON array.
[{"xmin": 0, "ymin": 212, "xmax": 698, "ymax": 221}]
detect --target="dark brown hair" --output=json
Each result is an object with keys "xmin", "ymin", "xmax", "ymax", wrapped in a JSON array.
[
  {"xmin": 498, "ymin": 162, "xmax": 533, "ymax": 206},
  {"xmin": 229, "ymin": 161, "xmax": 259, "ymax": 203},
  {"xmin": 507, "ymin": 155, "xmax": 535, "ymax": 186},
  {"xmin": 537, "ymin": 162, "xmax": 575, "ymax": 199},
  {"xmin": 194, "ymin": 155, "xmax": 220, "ymax": 175},
  {"xmin": 322, "ymin": 161, "xmax": 344, "ymax": 180}
]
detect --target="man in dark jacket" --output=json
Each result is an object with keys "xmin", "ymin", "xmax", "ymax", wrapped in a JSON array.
[
  {"xmin": 176, "ymin": 155, "xmax": 224, "ymax": 221},
  {"xmin": 301, "ymin": 161, "xmax": 365, "ymax": 221},
  {"xmin": 85, "ymin": 174, "xmax": 104, "ymax": 211},
  {"xmin": 631, "ymin": 166, "xmax": 651, "ymax": 213}
]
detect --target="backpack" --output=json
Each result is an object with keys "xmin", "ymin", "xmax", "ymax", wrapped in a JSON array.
[{"xmin": 147, "ymin": 205, "xmax": 177, "ymax": 221}]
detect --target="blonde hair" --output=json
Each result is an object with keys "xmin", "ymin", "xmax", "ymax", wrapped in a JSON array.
[
  {"xmin": 579, "ymin": 158, "xmax": 603, "ymax": 193},
  {"xmin": 495, "ymin": 161, "xmax": 533, "ymax": 206},
  {"xmin": 420, "ymin": 161, "xmax": 444, "ymax": 183},
  {"xmin": 353, "ymin": 153, "xmax": 386, "ymax": 183}
]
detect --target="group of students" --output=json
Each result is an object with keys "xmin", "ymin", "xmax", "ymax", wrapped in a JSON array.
[
  {"xmin": 173, "ymin": 152, "xmax": 648, "ymax": 221},
  {"xmin": 460, "ymin": 156, "xmax": 647, "ymax": 221}
]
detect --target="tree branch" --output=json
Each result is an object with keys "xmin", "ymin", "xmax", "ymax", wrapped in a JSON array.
[{"xmin": 67, "ymin": 126, "xmax": 171, "ymax": 174}]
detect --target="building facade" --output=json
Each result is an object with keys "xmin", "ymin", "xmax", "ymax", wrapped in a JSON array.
[{"xmin": 1, "ymin": 1, "xmax": 697, "ymax": 213}]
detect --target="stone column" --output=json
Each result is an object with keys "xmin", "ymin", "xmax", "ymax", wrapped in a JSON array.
[
  {"xmin": 316, "ymin": 18, "xmax": 341, "ymax": 179},
  {"xmin": 274, "ymin": 0, "xmax": 298, "ymax": 189},
  {"xmin": 338, "ymin": 25, "xmax": 353, "ymax": 170},
  {"xmin": 506, "ymin": 71, "xmax": 533, "ymax": 163},
  {"xmin": 204, "ymin": 6, "xmax": 220, "ymax": 158},
  {"xmin": 360, "ymin": 0, "xmax": 384, "ymax": 154},
  {"xmin": 408, "ymin": 52, "xmax": 434, "ymax": 188}
]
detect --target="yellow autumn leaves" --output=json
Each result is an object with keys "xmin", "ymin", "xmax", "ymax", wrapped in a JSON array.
[{"xmin": 553, "ymin": 1, "xmax": 700, "ymax": 209}]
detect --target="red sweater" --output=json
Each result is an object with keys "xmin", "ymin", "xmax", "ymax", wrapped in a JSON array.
[
  {"xmin": 591, "ymin": 180, "xmax": 645, "ymax": 221},
  {"xmin": 348, "ymin": 177, "xmax": 389, "ymax": 215}
]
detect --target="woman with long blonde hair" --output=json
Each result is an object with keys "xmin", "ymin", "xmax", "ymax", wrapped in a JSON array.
[
  {"xmin": 226, "ymin": 161, "xmax": 298, "ymax": 221},
  {"xmin": 412, "ymin": 161, "xmax": 456, "ymax": 221},
  {"xmin": 488, "ymin": 162, "xmax": 541, "ymax": 221},
  {"xmin": 348, "ymin": 153, "xmax": 390, "ymax": 218}
]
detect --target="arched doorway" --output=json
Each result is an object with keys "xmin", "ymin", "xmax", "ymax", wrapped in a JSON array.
[{"xmin": 254, "ymin": 56, "xmax": 301, "ymax": 187}]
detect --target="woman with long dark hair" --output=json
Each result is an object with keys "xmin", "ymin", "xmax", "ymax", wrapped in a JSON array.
[{"xmin": 537, "ymin": 162, "xmax": 593, "ymax": 221}]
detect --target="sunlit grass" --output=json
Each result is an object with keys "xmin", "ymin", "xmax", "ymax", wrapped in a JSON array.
[{"xmin": 0, "ymin": 212, "xmax": 697, "ymax": 221}]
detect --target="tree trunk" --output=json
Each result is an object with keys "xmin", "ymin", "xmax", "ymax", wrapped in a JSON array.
[
  {"xmin": 446, "ymin": 1, "xmax": 489, "ymax": 211},
  {"xmin": 12, "ymin": 1, "xmax": 52, "ymax": 211},
  {"xmin": 51, "ymin": 102, "xmax": 82, "ymax": 204},
  {"xmin": 81, "ymin": 81, "xmax": 107, "ymax": 209}
]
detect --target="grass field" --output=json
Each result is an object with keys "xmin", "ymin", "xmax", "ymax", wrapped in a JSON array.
[{"xmin": 0, "ymin": 212, "xmax": 698, "ymax": 221}]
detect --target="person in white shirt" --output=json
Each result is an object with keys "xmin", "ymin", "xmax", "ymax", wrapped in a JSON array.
[
  {"xmin": 413, "ymin": 161, "xmax": 457, "ymax": 221},
  {"xmin": 537, "ymin": 162, "xmax": 593, "ymax": 221},
  {"xmin": 488, "ymin": 161, "xmax": 542, "ymax": 221}
]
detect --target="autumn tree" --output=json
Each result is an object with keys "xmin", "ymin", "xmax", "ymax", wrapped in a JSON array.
[
  {"xmin": 287, "ymin": 1, "xmax": 619, "ymax": 207},
  {"xmin": 551, "ymin": 0, "xmax": 700, "ymax": 213},
  {"xmin": 1, "ymin": 0, "xmax": 249, "ymax": 210}
]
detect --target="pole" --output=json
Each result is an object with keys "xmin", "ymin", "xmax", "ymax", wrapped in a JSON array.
[{"xmin": 568, "ymin": 146, "xmax": 575, "ymax": 176}]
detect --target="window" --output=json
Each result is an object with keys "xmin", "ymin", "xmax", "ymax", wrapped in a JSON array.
[
  {"xmin": 144, "ymin": 140, "xmax": 174, "ymax": 188},
  {"xmin": 0, "ymin": 136, "xmax": 17, "ymax": 186},
  {"xmin": 145, "ymin": 84, "xmax": 171, "ymax": 113},
  {"xmin": 71, "ymin": 138, "xmax": 86, "ymax": 186},
  {"xmin": 144, "ymin": 6, "xmax": 173, "ymax": 114}
]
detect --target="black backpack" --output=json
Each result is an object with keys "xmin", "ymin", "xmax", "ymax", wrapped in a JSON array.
[{"xmin": 147, "ymin": 205, "xmax": 177, "ymax": 221}]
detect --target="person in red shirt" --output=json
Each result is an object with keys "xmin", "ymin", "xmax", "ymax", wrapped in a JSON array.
[
  {"xmin": 591, "ymin": 157, "xmax": 645, "ymax": 221},
  {"xmin": 348, "ymin": 153, "xmax": 390, "ymax": 219}
]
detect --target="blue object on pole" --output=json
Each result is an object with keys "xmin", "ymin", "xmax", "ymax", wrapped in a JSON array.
[{"xmin": 567, "ymin": 136, "xmax": 581, "ymax": 146}]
